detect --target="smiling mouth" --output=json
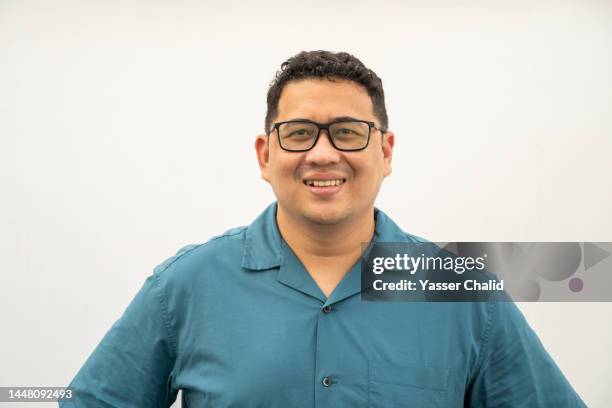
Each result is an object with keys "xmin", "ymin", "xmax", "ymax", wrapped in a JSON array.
[{"xmin": 303, "ymin": 179, "xmax": 347, "ymax": 187}]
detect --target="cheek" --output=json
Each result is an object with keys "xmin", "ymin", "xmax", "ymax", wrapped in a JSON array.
[
  {"xmin": 269, "ymin": 157, "xmax": 300, "ymax": 186},
  {"xmin": 351, "ymin": 156, "xmax": 384, "ymax": 185}
]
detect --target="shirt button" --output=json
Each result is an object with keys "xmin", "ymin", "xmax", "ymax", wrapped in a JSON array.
[
  {"xmin": 322, "ymin": 305, "xmax": 332, "ymax": 314},
  {"xmin": 322, "ymin": 376, "xmax": 333, "ymax": 387}
]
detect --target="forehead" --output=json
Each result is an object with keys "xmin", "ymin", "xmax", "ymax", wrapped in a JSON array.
[{"xmin": 276, "ymin": 78, "xmax": 375, "ymax": 123}]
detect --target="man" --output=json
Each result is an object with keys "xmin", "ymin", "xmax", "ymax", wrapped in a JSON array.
[{"xmin": 62, "ymin": 51, "xmax": 586, "ymax": 407}]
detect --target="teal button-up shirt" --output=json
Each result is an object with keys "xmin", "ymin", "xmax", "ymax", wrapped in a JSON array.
[{"xmin": 62, "ymin": 202, "xmax": 585, "ymax": 407}]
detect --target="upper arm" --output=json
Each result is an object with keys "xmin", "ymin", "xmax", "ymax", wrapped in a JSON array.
[
  {"xmin": 466, "ymin": 302, "xmax": 586, "ymax": 407},
  {"xmin": 60, "ymin": 272, "xmax": 179, "ymax": 408}
]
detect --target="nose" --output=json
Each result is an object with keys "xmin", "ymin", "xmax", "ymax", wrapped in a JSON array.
[{"xmin": 304, "ymin": 130, "xmax": 341, "ymax": 165}]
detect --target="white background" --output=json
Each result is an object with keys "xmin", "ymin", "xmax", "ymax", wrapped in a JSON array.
[{"xmin": 1, "ymin": 0, "xmax": 611, "ymax": 406}]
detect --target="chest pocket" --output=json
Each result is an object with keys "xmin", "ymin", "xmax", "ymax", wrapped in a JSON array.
[{"xmin": 368, "ymin": 359, "xmax": 450, "ymax": 408}]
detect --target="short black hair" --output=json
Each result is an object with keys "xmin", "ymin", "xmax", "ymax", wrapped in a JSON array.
[{"xmin": 265, "ymin": 50, "xmax": 388, "ymax": 133}]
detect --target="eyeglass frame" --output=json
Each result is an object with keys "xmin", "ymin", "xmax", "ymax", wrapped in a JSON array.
[{"xmin": 266, "ymin": 118, "xmax": 387, "ymax": 152}]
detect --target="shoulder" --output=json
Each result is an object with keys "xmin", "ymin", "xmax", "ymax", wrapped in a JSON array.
[
  {"xmin": 374, "ymin": 207, "xmax": 429, "ymax": 244},
  {"xmin": 396, "ymin": 229, "xmax": 429, "ymax": 244},
  {"xmin": 151, "ymin": 226, "xmax": 248, "ymax": 286}
]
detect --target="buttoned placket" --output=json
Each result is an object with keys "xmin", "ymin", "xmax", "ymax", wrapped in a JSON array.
[
  {"xmin": 276, "ymin": 238, "xmax": 376, "ymax": 407},
  {"xmin": 240, "ymin": 202, "xmax": 388, "ymax": 407}
]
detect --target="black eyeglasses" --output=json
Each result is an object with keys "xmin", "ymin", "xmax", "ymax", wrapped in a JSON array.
[{"xmin": 267, "ymin": 119, "xmax": 386, "ymax": 152}]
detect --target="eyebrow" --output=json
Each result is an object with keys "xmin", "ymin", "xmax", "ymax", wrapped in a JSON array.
[{"xmin": 288, "ymin": 116, "xmax": 363, "ymax": 123}]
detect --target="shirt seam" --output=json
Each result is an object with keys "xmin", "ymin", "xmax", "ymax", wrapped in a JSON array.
[
  {"xmin": 153, "ymin": 271, "xmax": 178, "ymax": 359},
  {"xmin": 208, "ymin": 228, "xmax": 246, "ymax": 244},
  {"xmin": 157, "ymin": 229, "xmax": 246, "ymax": 275},
  {"xmin": 474, "ymin": 301, "xmax": 496, "ymax": 374},
  {"xmin": 152, "ymin": 242, "xmax": 205, "ymax": 358}
]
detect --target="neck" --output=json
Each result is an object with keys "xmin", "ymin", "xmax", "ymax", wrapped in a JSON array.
[{"xmin": 276, "ymin": 204, "xmax": 376, "ymax": 259}]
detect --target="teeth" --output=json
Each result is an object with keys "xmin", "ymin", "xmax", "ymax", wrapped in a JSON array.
[{"xmin": 305, "ymin": 179, "xmax": 346, "ymax": 187}]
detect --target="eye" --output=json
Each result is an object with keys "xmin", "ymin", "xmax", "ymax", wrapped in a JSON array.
[
  {"xmin": 289, "ymin": 129, "xmax": 309, "ymax": 136},
  {"xmin": 338, "ymin": 128, "xmax": 356, "ymax": 135}
]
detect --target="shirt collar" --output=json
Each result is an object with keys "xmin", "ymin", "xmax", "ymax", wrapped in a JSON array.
[
  {"xmin": 241, "ymin": 201, "xmax": 420, "ymax": 271},
  {"xmin": 241, "ymin": 202, "xmax": 284, "ymax": 270}
]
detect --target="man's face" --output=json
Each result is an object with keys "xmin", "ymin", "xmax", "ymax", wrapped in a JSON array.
[{"xmin": 255, "ymin": 78, "xmax": 394, "ymax": 226}]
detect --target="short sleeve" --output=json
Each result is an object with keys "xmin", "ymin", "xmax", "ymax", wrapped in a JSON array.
[
  {"xmin": 466, "ymin": 302, "xmax": 586, "ymax": 407},
  {"xmin": 59, "ymin": 272, "xmax": 179, "ymax": 407}
]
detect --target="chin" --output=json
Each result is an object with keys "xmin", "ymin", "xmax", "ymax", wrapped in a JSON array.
[{"xmin": 301, "ymin": 206, "xmax": 352, "ymax": 226}]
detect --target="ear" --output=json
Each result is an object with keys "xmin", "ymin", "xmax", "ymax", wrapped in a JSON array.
[
  {"xmin": 255, "ymin": 134, "xmax": 271, "ymax": 182},
  {"xmin": 381, "ymin": 131, "xmax": 395, "ymax": 177}
]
